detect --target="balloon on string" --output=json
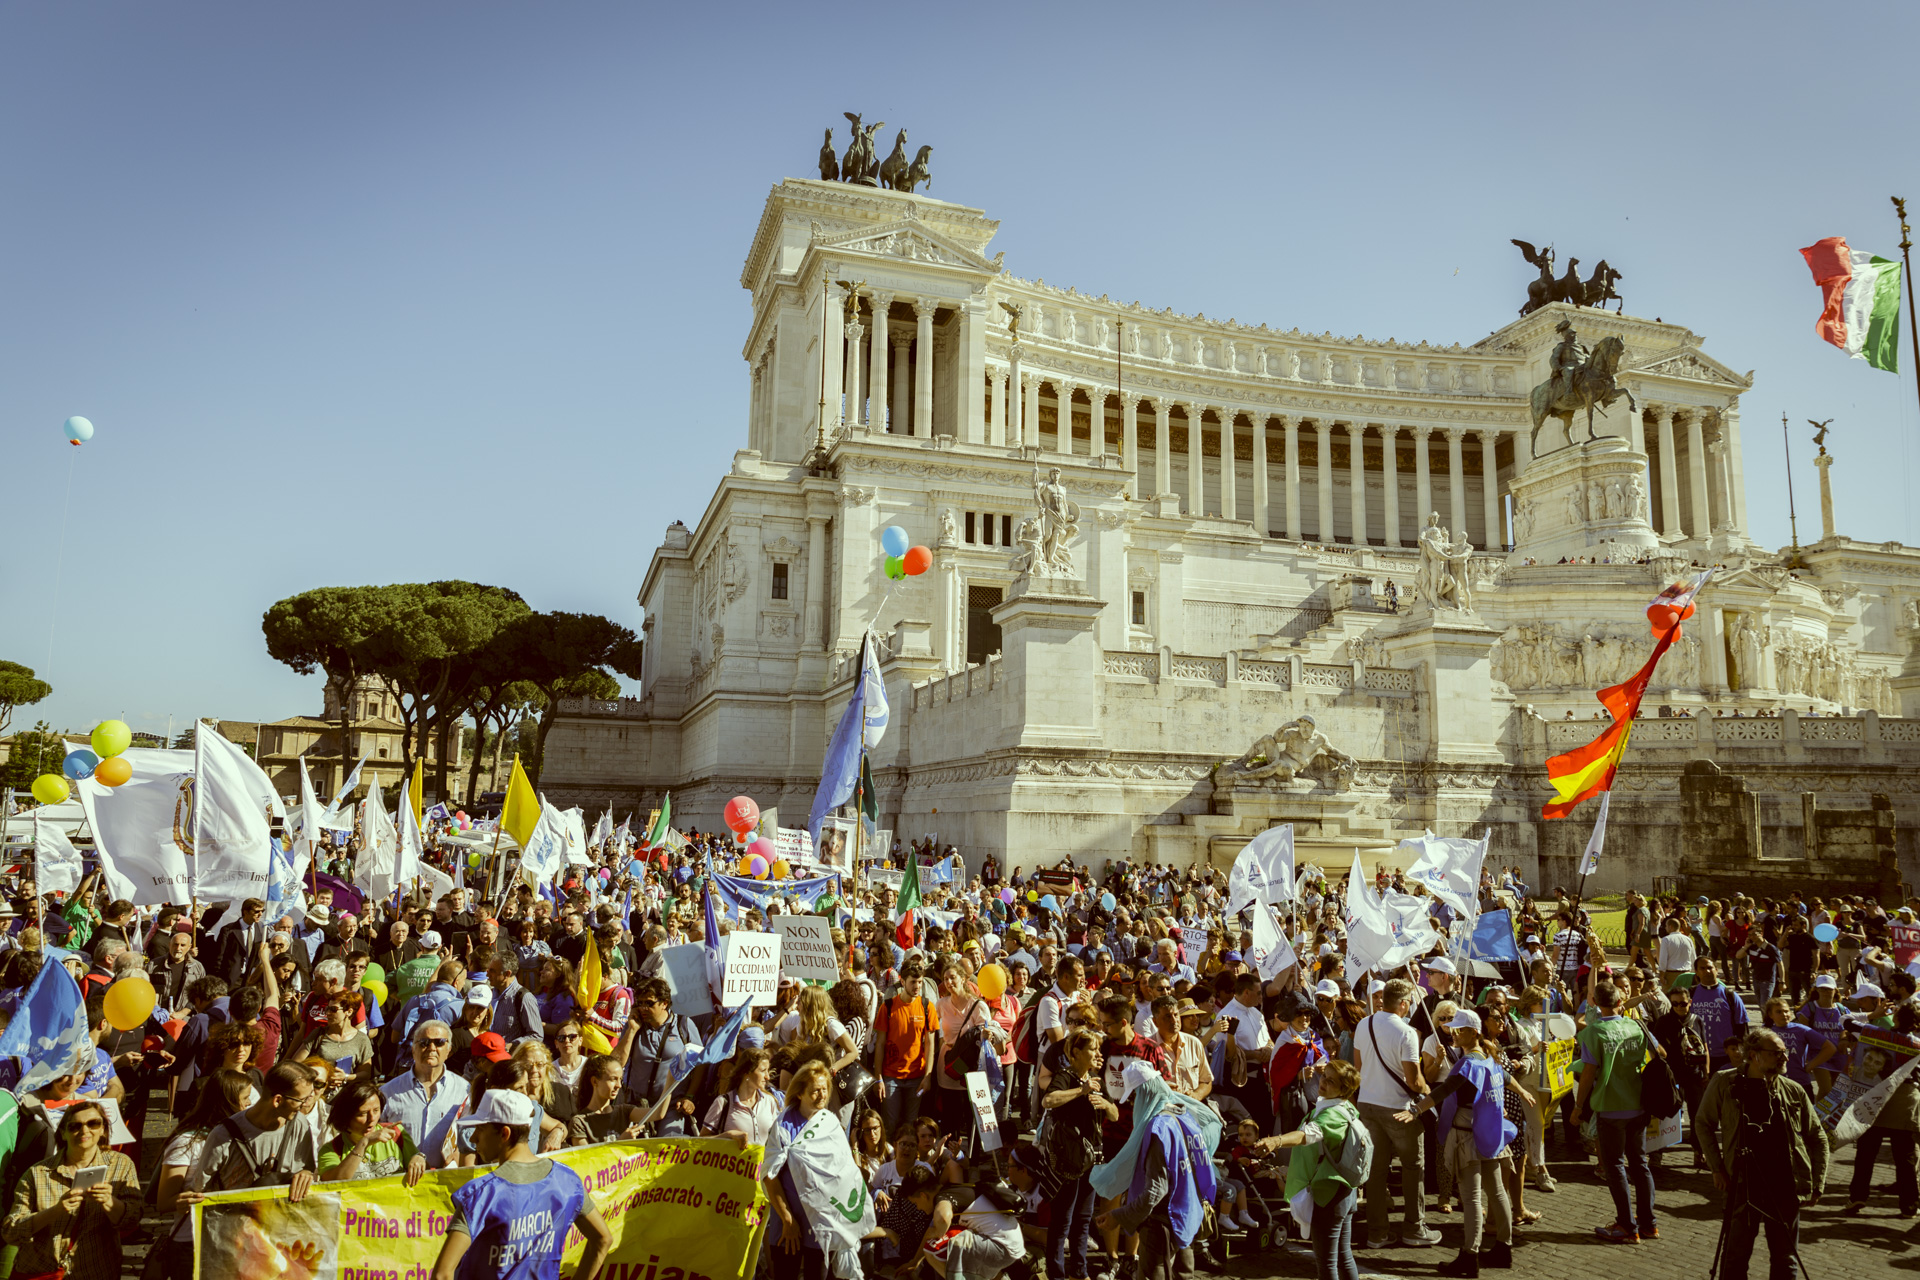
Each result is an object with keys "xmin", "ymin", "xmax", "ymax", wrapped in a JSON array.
[
  {"xmin": 723, "ymin": 795, "xmax": 761, "ymax": 835},
  {"xmin": 1040, "ymin": 894, "xmax": 1059, "ymax": 912},
  {"xmin": 629, "ymin": 859, "xmax": 646, "ymax": 877},
  {"xmin": 881, "ymin": 525, "xmax": 910, "ymax": 558},
  {"xmin": 103, "ymin": 975, "xmax": 156, "ymax": 1031},
  {"xmin": 748, "ymin": 837, "xmax": 776, "ymax": 865},
  {"xmin": 1813, "ymin": 922, "xmax": 1839, "ymax": 943},
  {"xmin": 90, "ymin": 720, "xmax": 132, "ymax": 759},
  {"xmin": 1646, "ymin": 603, "xmax": 1679, "ymax": 636},
  {"xmin": 64, "ymin": 416, "xmax": 93, "ymax": 446},
  {"xmin": 30, "ymin": 774, "xmax": 69, "ymax": 805},
  {"xmin": 363, "ymin": 979, "xmax": 388, "ymax": 1006},
  {"xmin": 902, "ymin": 546, "xmax": 932, "ymax": 576},
  {"xmin": 744, "ymin": 854, "xmax": 771, "ymax": 879},
  {"xmin": 976, "ymin": 962, "xmax": 1008, "ymax": 1000},
  {"xmin": 1000, "ymin": 887, "xmax": 1015, "ymax": 904},
  {"xmin": 1101, "ymin": 892, "xmax": 1116, "ymax": 911},
  {"xmin": 1026, "ymin": 890, "xmax": 1039, "ymax": 903},
  {"xmin": 62, "ymin": 750, "xmax": 101, "ymax": 781},
  {"xmin": 94, "ymin": 757, "xmax": 132, "ymax": 787},
  {"xmin": 884, "ymin": 556, "xmax": 906, "ymax": 580}
]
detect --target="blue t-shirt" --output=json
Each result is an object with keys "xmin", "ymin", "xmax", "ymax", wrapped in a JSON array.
[{"xmin": 450, "ymin": 1159, "xmax": 588, "ymax": 1280}]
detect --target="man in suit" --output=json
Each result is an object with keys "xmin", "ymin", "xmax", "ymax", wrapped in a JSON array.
[
  {"xmin": 216, "ymin": 898, "xmax": 269, "ymax": 988},
  {"xmin": 375, "ymin": 919, "xmax": 419, "ymax": 977},
  {"xmin": 317, "ymin": 911, "xmax": 374, "ymax": 966}
]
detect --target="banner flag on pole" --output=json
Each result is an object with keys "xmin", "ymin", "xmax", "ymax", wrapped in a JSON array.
[
  {"xmin": 809, "ymin": 637, "xmax": 869, "ymax": 847},
  {"xmin": 501, "ymin": 755, "xmax": 541, "ymax": 848},
  {"xmin": 1578, "ymin": 790, "xmax": 1611, "ymax": 877}
]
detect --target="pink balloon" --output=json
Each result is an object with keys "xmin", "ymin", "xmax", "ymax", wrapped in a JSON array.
[{"xmin": 749, "ymin": 837, "xmax": 776, "ymax": 862}]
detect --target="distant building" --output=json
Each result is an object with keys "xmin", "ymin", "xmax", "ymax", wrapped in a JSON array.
[{"xmin": 254, "ymin": 676, "xmax": 464, "ymax": 803}]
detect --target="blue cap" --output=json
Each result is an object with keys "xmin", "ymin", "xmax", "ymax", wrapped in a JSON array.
[
  {"xmin": 1223, "ymin": 951, "xmax": 1243, "ymax": 963},
  {"xmin": 739, "ymin": 1024, "xmax": 766, "ymax": 1049}
]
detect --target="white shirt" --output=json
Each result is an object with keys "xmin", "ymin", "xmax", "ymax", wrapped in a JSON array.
[
  {"xmin": 1355, "ymin": 1011, "xmax": 1421, "ymax": 1108},
  {"xmin": 774, "ymin": 1011, "xmax": 849, "ymax": 1046},
  {"xmin": 1133, "ymin": 998, "xmax": 1156, "ymax": 1037},
  {"xmin": 1036, "ymin": 985, "xmax": 1081, "ymax": 1041},
  {"xmin": 1658, "ymin": 932, "xmax": 1698, "ymax": 973},
  {"xmin": 1217, "ymin": 997, "xmax": 1271, "ymax": 1053}
]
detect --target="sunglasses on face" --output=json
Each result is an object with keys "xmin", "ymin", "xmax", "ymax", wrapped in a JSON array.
[
  {"xmin": 69, "ymin": 1118, "xmax": 105, "ymax": 1131},
  {"xmin": 416, "ymin": 1038, "xmax": 450, "ymax": 1049}
]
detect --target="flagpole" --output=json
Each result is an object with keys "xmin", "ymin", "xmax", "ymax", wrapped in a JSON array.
[{"xmin": 1895, "ymin": 197, "xmax": 1920, "ymax": 419}]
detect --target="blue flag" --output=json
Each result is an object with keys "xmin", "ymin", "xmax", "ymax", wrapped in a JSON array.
[
  {"xmin": 0, "ymin": 952, "xmax": 91, "ymax": 1093},
  {"xmin": 1466, "ymin": 908, "xmax": 1520, "ymax": 964},
  {"xmin": 666, "ymin": 995, "xmax": 756, "ymax": 1088},
  {"xmin": 807, "ymin": 638, "xmax": 869, "ymax": 846}
]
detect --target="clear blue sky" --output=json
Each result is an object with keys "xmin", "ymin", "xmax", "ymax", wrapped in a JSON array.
[{"xmin": 5, "ymin": 2, "xmax": 1919, "ymax": 740}]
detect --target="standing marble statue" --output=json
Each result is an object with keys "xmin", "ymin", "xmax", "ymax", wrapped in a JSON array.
[
  {"xmin": 1416, "ymin": 512, "xmax": 1472, "ymax": 610},
  {"xmin": 1029, "ymin": 465, "xmax": 1080, "ymax": 576}
]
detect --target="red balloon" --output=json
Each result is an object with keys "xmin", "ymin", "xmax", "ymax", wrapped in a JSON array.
[
  {"xmin": 1677, "ymin": 602, "xmax": 1696, "ymax": 620},
  {"xmin": 1646, "ymin": 604, "xmax": 1679, "ymax": 634},
  {"xmin": 902, "ymin": 545, "xmax": 932, "ymax": 576},
  {"xmin": 723, "ymin": 795, "xmax": 761, "ymax": 835}
]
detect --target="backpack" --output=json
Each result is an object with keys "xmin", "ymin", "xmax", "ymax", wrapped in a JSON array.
[
  {"xmin": 942, "ymin": 998, "xmax": 991, "ymax": 1082},
  {"xmin": 1011, "ymin": 994, "xmax": 1047, "ymax": 1065},
  {"xmin": 1637, "ymin": 1043, "xmax": 1683, "ymax": 1119},
  {"xmin": 1326, "ymin": 1103, "xmax": 1373, "ymax": 1187}
]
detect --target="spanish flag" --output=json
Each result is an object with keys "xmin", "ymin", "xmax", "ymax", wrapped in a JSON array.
[
  {"xmin": 1597, "ymin": 628, "xmax": 1677, "ymax": 722},
  {"xmin": 1542, "ymin": 715, "xmax": 1633, "ymax": 819}
]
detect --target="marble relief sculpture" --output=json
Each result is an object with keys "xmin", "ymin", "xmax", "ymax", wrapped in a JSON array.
[{"xmin": 1220, "ymin": 714, "xmax": 1359, "ymax": 788}]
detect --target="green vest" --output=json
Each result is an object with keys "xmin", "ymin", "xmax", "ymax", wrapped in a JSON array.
[
  {"xmin": 1576, "ymin": 1015, "xmax": 1648, "ymax": 1113},
  {"xmin": 392, "ymin": 954, "xmax": 439, "ymax": 1007}
]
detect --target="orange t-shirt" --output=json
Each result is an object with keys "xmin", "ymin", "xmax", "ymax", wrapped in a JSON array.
[{"xmin": 880, "ymin": 994, "xmax": 934, "ymax": 1080}]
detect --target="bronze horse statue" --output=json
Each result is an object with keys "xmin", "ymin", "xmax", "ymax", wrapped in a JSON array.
[
  {"xmin": 1530, "ymin": 335, "xmax": 1636, "ymax": 453},
  {"xmin": 878, "ymin": 130, "xmax": 911, "ymax": 191}
]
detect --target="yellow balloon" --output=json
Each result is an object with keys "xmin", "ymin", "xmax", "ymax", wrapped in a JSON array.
[
  {"xmin": 1026, "ymin": 890, "xmax": 1039, "ymax": 903},
  {"xmin": 363, "ymin": 979, "xmax": 388, "ymax": 1005},
  {"xmin": 90, "ymin": 719, "xmax": 132, "ymax": 759},
  {"xmin": 94, "ymin": 756, "xmax": 132, "ymax": 787},
  {"xmin": 771, "ymin": 859, "xmax": 791, "ymax": 880},
  {"xmin": 30, "ymin": 774, "xmax": 69, "ymax": 805},
  {"xmin": 976, "ymin": 962, "xmax": 1008, "ymax": 1001},
  {"xmin": 103, "ymin": 976, "xmax": 157, "ymax": 1031}
]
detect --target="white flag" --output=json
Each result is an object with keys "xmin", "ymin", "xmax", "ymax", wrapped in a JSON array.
[
  {"xmin": 1401, "ymin": 830, "xmax": 1487, "ymax": 917},
  {"xmin": 560, "ymin": 807, "xmax": 587, "ymax": 863},
  {"xmin": 1579, "ymin": 791, "xmax": 1610, "ymax": 877},
  {"xmin": 75, "ymin": 748, "xmax": 193, "ymax": 905},
  {"xmin": 1228, "ymin": 824, "xmax": 1296, "ymax": 915},
  {"xmin": 289, "ymin": 757, "xmax": 325, "ymax": 880},
  {"xmin": 397, "ymin": 776, "xmax": 454, "ymax": 900},
  {"xmin": 319, "ymin": 755, "xmax": 368, "ymax": 833},
  {"xmin": 192, "ymin": 723, "xmax": 280, "ymax": 902},
  {"xmin": 1250, "ymin": 901, "xmax": 1298, "ymax": 981},
  {"xmin": 591, "ymin": 809, "xmax": 613, "ymax": 849},
  {"xmin": 1346, "ymin": 852, "xmax": 1436, "ymax": 977},
  {"xmin": 520, "ymin": 800, "xmax": 570, "ymax": 888},
  {"xmin": 33, "ymin": 821, "xmax": 84, "ymax": 897},
  {"xmin": 861, "ymin": 634, "xmax": 890, "ymax": 750},
  {"xmin": 355, "ymin": 779, "xmax": 399, "ymax": 901}
]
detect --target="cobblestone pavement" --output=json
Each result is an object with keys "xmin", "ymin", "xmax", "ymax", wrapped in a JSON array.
[{"xmin": 1211, "ymin": 1128, "xmax": 1915, "ymax": 1279}]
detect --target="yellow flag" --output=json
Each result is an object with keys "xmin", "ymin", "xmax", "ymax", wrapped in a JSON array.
[
  {"xmin": 575, "ymin": 933, "xmax": 611, "ymax": 1053},
  {"xmin": 410, "ymin": 759, "xmax": 425, "ymax": 827},
  {"xmin": 501, "ymin": 754, "xmax": 540, "ymax": 848}
]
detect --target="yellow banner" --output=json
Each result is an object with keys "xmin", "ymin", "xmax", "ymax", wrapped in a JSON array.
[
  {"xmin": 1539, "ymin": 1037, "xmax": 1578, "ymax": 1101},
  {"xmin": 192, "ymin": 1137, "xmax": 768, "ymax": 1280}
]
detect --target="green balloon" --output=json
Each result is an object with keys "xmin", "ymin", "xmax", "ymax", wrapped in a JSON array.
[
  {"xmin": 884, "ymin": 556, "xmax": 906, "ymax": 580},
  {"xmin": 90, "ymin": 719, "xmax": 131, "ymax": 759},
  {"xmin": 363, "ymin": 961, "xmax": 385, "ymax": 983}
]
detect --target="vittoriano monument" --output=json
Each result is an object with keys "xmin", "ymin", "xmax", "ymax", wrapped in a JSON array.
[
  {"xmin": 819, "ymin": 115, "xmax": 932, "ymax": 192},
  {"xmin": 1511, "ymin": 239, "xmax": 1624, "ymax": 315}
]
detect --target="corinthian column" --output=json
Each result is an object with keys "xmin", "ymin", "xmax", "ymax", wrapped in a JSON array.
[
  {"xmin": 1414, "ymin": 426, "xmax": 1433, "ymax": 530},
  {"xmin": 1656, "ymin": 406, "xmax": 1680, "ymax": 534},
  {"xmin": 1282, "ymin": 416, "xmax": 1302, "ymax": 539},
  {"xmin": 1121, "ymin": 396, "xmax": 1139, "ymax": 496},
  {"xmin": 1252, "ymin": 413, "xmax": 1269, "ymax": 537},
  {"xmin": 867, "ymin": 291, "xmax": 893, "ymax": 428},
  {"xmin": 1187, "ymin": 405, "xmax": 1205, "ymax": 516},
  {"xmin": 991, "ymin": 369, "xmax": 1009, "ymax": 446},
  {"xmin": 891, "ymin": 332, "xmax": 912, "ymax": 435},
  {"xmin": 913, "ymin": 299, "xmax": 936, "ymax": 438},
  {"xmin": 1446, "ymin": 428, "xmax": 1467, "ymax": 537},
  {"xmin": 1381, "ymin": 426, "xmax": 1401, "ymax": 546},
  {"xmin": 1221, "ymin": 412, "xmax": 1238, "ymax": 521},
  {"xmin": 1090, "ymin": 388, "xmax": 1107, "ymax": 458},
  {"xmin": 1479, "ymin": 430, "xmax": 1502, "ymax": 550},
  {"xmin": 1687, "ymin": 410, "xmax": 1711, "ymax": 537},
  {"xmin": 1005, "ymin": 344, "xmax": 1023, "ymax": 446},
  {"xmin": 842, "ymin": 315, "xmax": 864, "ymax": 430},
  {"xmin": 1315, "ymin": 420, "xmax": 1335, "ymax": 541},
  {"xmin": 1153, "ymin": 399, "xmax": 1171, "ymax": 496},
  {"xmin": 1347, "ymin": 423, "xmax": 1368, "ymax": 546}
]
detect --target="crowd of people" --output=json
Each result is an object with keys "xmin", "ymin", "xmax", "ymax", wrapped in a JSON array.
[{"xmin": 0, "ymin": 826, "xmax": 1910, "ymax": 1280}]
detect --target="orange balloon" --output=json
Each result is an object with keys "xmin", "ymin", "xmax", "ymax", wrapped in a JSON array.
[
  {"xmin": 902, "ymin": 545, "xmax": 933, "ymax": 576},
  {"xmin": 94, "ymin": 757, "xmax": 132, "ymax": 787}
]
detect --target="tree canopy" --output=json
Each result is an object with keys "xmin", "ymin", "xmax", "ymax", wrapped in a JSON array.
[{"xmin": 0, "ymin": 661, "xmax": 52, "ymax": 739}]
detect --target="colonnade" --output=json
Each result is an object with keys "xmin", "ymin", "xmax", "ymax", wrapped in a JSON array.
[
  {"xmin": 1642, "ymin": 403, "xmax": 1745, "ymax": 541},
  {"xmin": 988, "ymin": 374, "xmax": 1523, "ymax": 551}
]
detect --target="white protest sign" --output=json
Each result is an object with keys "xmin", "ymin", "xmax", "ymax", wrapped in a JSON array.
[
  {"xmin": 1179, "ymin": 927, "xmax": 1210, "ymax": 964},
  {"xmin": 867, "ymin": 868, "xmax": 903, "ymax": 892},
  {"xmin": 773, "ymin": 915, "xmax": 840, "ymax": 986},
  {"xmin": 775, "ymin": 827, "xmax": 815, "ymax": 864},
  {"xmin": 653, "ymin": 942, "xmax": 716, "ymax": 1019},
  {"xmin": 965, "ymin": 1070, "xmax": 1002, "ymax": 1152},
  {"xmin": 721, "ymin": 931, "xmax": 782, "ymax": 1008}
]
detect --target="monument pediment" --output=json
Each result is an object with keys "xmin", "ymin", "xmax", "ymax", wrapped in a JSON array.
[
  {"xmin": 1626, "ymin": 344, "xmax": 1753, "ymax": 390},
  {"xmin": 814, "ymin": 215, "xmax": 998, "ymax": 273}
]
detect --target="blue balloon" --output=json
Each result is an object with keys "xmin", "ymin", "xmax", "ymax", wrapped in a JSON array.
[
  {"xmin": 1040, "ymin": 894, "xmax": 1059, "ymax": 912},
  {"xmin": 1100, "ymin": 892, "xmax": 1116, "ymax": 912},
  {"xmin": 62, "ymin": 749, "xmax": 100, "ymax": 780},
  {"xmin": 1813, "ymin": 922, "xmax": 1838, "ymax": 943},
  {"xmin": 63, "ymin": 416, "xmax": 93, "ymax": 444},
  {"xmin": 881, "ymin": 525, "xmax": 910, "ymax": 558},
  {"xmin": 628, "ymin": 859, "xmax": 646, "ymax": 877}
]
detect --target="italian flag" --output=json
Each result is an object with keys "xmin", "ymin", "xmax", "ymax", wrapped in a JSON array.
[
  {"xmin": 1801, "ymin": 237, "xmax": 1903, "ymax": 371},
  {"xmin": 895, "ymin": 856, "xmax": 921, "ymax": 949}
]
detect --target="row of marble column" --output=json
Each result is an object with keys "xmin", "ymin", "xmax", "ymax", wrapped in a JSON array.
[
  {"xmin": 990, "ymin": 370, "xmax": 1519, "ymax": 549},
  {"xmin": 840, "ymin": 293, "xmax": 938, "ymax": 437},
  {"xmin": 1638, "ymin": 404, "xmax": 1744, "ymax": 541}
]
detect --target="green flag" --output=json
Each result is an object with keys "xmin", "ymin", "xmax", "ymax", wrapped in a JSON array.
[
  {"xmin": 895, "ymin": 853, "xmax": 921, "ymax": 948},
  {"xmin": 646, "ymin": 793, "xmax": 672, "ymax": 848}
]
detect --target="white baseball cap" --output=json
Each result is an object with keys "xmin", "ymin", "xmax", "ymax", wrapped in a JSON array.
[
  {"xmin": 456, "ymin": 1088, "xmax": 540, "ymax": 1131},
  {"xmin": 1314, "ymin": 979, "xmax": 1341, "ymax": 999},
  {"xmin": 419, "ymin": 930, "xmax": 444, "ymax": 950},
  {"xmin": 1853, "ymin": 982, "xmax": 1886, "ymax": 1000},
  {"xmin": 1424, "ymin": 957, "xmax": 1458, "ymax": 975},
  {"xmin": 1523, "ymin": 934, "xmax": 1541, "ymax": 944},
  {"xmin": 1445, "ymin": 1008, "xmax": 1483, "ymax": 1032},
  {"xmin": 465, "ymin": 984, "xmax": 494, "ymax": 1008},
  {"xmin": 1366, "ymin": 979, "xmax": 1387, "ymax": 995},
  {"xmin": 1813, "ymin": 974, "xmax": 1837, "ymax": 989}
]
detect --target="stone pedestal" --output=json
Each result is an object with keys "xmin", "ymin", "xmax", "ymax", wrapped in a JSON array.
[
  {"xmin": 988, "ymin": 577, "xmax": 1107, "ymax": 749},
  {"xmin": 1377, "ymin": 603, "xmax": 1505, "ymax": 765},
  {"xmin": 1508, "ymin": 434, "xmax": 1657, "ymax": 565}
]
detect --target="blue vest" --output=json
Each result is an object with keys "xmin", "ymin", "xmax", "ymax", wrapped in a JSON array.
[
  {"xmin": 1131, "ymin": 1112, "xmax": 1218, "ymax": 1248},
  {"xmin": 1437, "ymin": 1053, "xmax": 1517, "ymax": 1160},
  {"xmin": 452, "ymin": 1161, "xmax": 588, "ymax": 1280}
]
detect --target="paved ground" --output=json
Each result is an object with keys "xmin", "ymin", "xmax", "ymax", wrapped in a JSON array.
[{"xmin": 1210, "ymin": 1126, "xmax": 1915, "ymax": 1279}]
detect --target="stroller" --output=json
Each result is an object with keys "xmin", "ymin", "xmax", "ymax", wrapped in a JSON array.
[{"xmin": 1200, "ymin": 1131, "xmax": 1292, "ymax": 1269}]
